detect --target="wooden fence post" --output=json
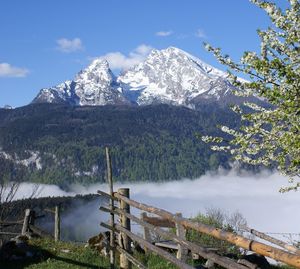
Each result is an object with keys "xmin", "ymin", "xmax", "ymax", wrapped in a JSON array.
[
  {"xmin": 29, "ymin": 210, "xmax": 35, "ymax": 227},
  {"xmin": 118, "ymin": 188, "xmax": 132, "ymax": 269},
  {"xmin": 106, "ymin": 147, "xmax": 115, "ymax": 269},
  {"xmin": 54, "ymin": 205, "xmax": 60, "ymax": 241},
  {"xmin": 175, "ymin": 212, "xmax": 188, "ymax": 262},
  {"xmin": 141, "ymin": 212, "xmax": 151, "ymax": 253},
  {"xmin": 22, "ymin": 209, "xmax": 31, "ymax": 235}
]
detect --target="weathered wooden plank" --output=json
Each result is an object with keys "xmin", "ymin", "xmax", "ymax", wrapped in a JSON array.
[
  {"xmin": 97, "ymin": 190, "xmax": 118, "ymax": 201},
  {"xmin": 175, "ymin": 212, "xmax": 188, "ymax": 262},
  {"xmin": 100, "ymin": 222, "xmax": 119, "ymax": 233},
  {"xmin": 114, "ymin": 192, "xmax": 300, "ymax": 268},
  {"xmin": 44, "ymin": 208, "xmax": 55, "ymax": 214},
  {"xmin": 143, "ymin": 215, "xmax": 175, "ymax": 228},
  {"xmin": 22, "ymin": 209, "xmax": 31, "ymax": 235},
  {"xmin": 106, "ymin": 147, "xmax": 116, "ymax": 269},
  {"xmin": 116, "ymin": 246, "xmax": 146, "ymax": 269},
  {"xmin": 140, "ymin": 212, "xmax": 151, "ymax": 250},
  {"xmin": 29, "ymin": 225, "xmax": 53, "ymax": 238},
  {"xmin": 238, "ymin": 259, "xmax": 258, "ymax": 269},
  {"xmin": 240, "ymin": 225, "xmax": 300, "ymax": 255},
  {"xmin": 0, "ymin": 231, "xmax": 20, "ymax": 236},
  {"xmin": 103, "ymin": 206, "xmax": 248, "ymax": 269},
  {"xmin": 0, "ymin": 220, "xmax": 23, "ymax": 225},
  {"xmin": 54, "ymin": 205, "xmax": 60, "ymax": 242},
  {"xmin": 108, "ymin": 222, "xmax": 195, "ymax": 269},
  {"xmin": 118, "ymin": 188, "xmax": 132, "ymax": 269},
  {"xmin": 155, "ymin": 241, "xmax": 179, "ymax": 250}
]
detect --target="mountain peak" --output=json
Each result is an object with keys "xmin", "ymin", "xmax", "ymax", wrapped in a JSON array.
[
  {"xmin": 33, "ymin": 46, "xmax": 242, "ymax": 108},
  {"xmin": 75, "ymin": 58, "xmax": 113, "ymax": 83},
  {"xmin": 88, "ymin": 58, "xmax": 109, "ymax": 70},
  {"xmin": 118, "ymin": 46, "xmax": 233, "ymax": 106},
  {"xmin": 164, "ymin": 46, "xmax": 190, "ymax": 55}
]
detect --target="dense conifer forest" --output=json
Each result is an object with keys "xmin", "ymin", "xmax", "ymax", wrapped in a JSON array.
[{"xmin": 0, "ymin": 103, "xmax": 240, "ymax": 186}]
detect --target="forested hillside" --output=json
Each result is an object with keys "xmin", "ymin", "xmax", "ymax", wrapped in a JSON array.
[{"xmin": 0, "ymin": 103, "xmax": 239, "ymax": 186}]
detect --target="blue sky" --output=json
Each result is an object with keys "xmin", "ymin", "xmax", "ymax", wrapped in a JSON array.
[{"xmin": 0, "ymin": 0, "xmax": 285, "ymax": 107}]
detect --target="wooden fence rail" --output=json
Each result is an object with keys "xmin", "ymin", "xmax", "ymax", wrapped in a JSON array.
[
  {"xmin": 0, "ymin": 220, "xmax": 23, "ymax": 226},
  {"xmin": 1, "ymin": 206, "xmax": 61, "ymax": 241},
  {"xmin": 113, "ymin": 191, "xmax": 300, "ymax": 268},
  {"xmin": 240, "ymin": 225, "xmax": 300, "ymax": 255},
  {"xmin": 100, "ymin": 205, "xmax": 247, "ymax": 269},
  {"xmin": 98, "ymin": 188, "xmax": 300, "ymax": 269}
]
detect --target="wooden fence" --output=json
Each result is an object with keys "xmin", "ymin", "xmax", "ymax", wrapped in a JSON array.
[
  {"xmin": 99, "ymin": 147, "xmax": 300, "ymax": 269},
  {"xmin": 0, "ymin": 205, "xmax": 61, "ymax": 241}
]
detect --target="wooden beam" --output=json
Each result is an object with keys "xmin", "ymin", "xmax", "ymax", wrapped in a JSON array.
[
  {"xmin": 22, "ymin": 209, "xmax": 31, "ymax": 235},
  {"xmin": 54, "ymin": 205, "xmax": 60, "ymax": 242},
  {"xmin": 118, "ymin": 188, "xmax": 132, "ymax": 269},
  {"xmin": 100, "ymin": 222, "xmax": 119, "ymax": 234},
  {"xmin": 29, "ymin": 225, "xmax": 53, "ymax": 238},
  {"xmin": 238, "ymin": 259, "xmax": 258, "ymax": 269},
  {"xmin": 240, "ymin": 225, "xmax": 300, "ymax": 255},
  {"xmin": 97, "ymin": 190, "xmax": 118, "ymax": 201},
  {"xmin": 155, "ymin": 241, "xmax": 179, "ymax": 250},
  {"xmin": 116, "ymin": 246, "xmax": 146, "ymax": 269},
  {"xmin": 0, "ymin": 231, "xmax": 20, "ymax": 236},
  {"xmin": 0, "ymin": 220, "xmax": 23, "ymax": 225},
  {"xmin": 143, "ymin": 215, "xmax": 175, "ymax": 228},
  {"xmin": 44, "ymin": 208, "xmax": 55, "ymax": 214},
  {"xmin": 175, "ymin": 212, "xmax": 188, "ymax": 262},
  {"xmin": 106, "ymin": 147, "xmax": 116, "ymax": 269},
  {"xmin": 140, "ymin": 212, "xmax": 151, "ymax": 253},
  {"xmin": 107, "ymin": 222, "xmax": 195, "ymax": 269},
  {"xmin": 114, "ymin": 192, "xmax": 300, "ymax": 268},
  {"xmin": 103, "ymin": 206, "xmax": 248, "ymax": 269}
]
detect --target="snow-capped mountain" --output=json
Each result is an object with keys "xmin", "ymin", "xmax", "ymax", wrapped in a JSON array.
[
  {"xmin": 119, "ymin": 47, "xmax": 235, "ymax": 107},
  {"xmin": 33, "ymin": 59, "xmax": 129, "ymax": 106},
  {"xmin": 33, "ymin": 47, "xmax": 242, "ymax": 108}
]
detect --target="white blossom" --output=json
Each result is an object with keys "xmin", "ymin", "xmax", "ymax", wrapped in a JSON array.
[{"xmin": 202, "ymin": 0, "xmax": 300, "ymax": 191}]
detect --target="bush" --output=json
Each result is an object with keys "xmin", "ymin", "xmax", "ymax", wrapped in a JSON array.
[{"xmin": 186, "ymin": 208, "xmax": 247, "ymax": 256}]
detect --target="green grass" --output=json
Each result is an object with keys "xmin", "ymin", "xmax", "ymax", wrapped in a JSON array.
[
  {"xmin": 1, "ymin": 238, "xmax": 201, "ymax": 269},
  {"xmin": 2, "ymin": 238, "xmax": 295, "ymax": 269},
  {"xmin": 1, "ymin": 238, "xmax": 110, "ymax": 269}
]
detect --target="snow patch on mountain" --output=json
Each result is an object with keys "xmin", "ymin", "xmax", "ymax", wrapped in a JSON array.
[
  {"xmin": 73, "ymin": 59, "xmax": 128, "ymax": 106},
  {"xmin": 33, "ymin": 46, "xmax": 243, "ymax": 108},
  {"xmin": 0, "ymin": 150, "xmax": 42, "ymax": 170},
  {"xmin": 33, "ymin": 59, "xmax": 129, "ymax": 106},
  {"xmin": 118, "ymin": 47, "xmax": 234, "ymax": 106}
]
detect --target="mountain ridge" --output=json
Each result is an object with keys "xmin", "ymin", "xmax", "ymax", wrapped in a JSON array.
[{"xmin": 33, "ymin": 47, "xmax": 245, "ymax": 108}]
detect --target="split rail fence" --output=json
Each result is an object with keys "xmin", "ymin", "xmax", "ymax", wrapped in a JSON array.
[
  {"xmin": 99, "ymin": 147, "xmax": 300, "ymax": 269},
  {"xmin": 0, "ymin": 205, "xmax": 61, "ymax": 241}
]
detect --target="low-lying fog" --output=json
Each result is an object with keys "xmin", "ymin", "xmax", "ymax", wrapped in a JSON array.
[{"xmin": 13, "ymin": 169, "xmax": 300, "ymax": 242}]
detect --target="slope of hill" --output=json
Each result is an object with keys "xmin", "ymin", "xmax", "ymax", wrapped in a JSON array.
[{"xmin": 0, "ymin": 103, "xmax": 238, "ymax": 186}]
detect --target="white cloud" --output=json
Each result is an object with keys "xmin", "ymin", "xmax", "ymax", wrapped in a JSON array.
[
  {"xmin": 0, "ymin": 63, "xmax": 29, "ymax": 78},
  {"xmin": 15, "ymin": 169, "xmax": 300, "ymax": 240},
  {"xmin": 195, "ymin": 29, "xmax": 206, "ymax": 38},
  {"xmin": 98, "ymin": 44, "xmax": 153, "ymax": 70},
  {"xmin": 156, "ymin": 30, "xmax": 173, "ymax": 37},
  {"xmin": 12, "ymin": 168, "xmax": 300, "ymax": 246},
  {"xmin": 56, "ymin": 37, "xmax": 83, "ymax": 53}
]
